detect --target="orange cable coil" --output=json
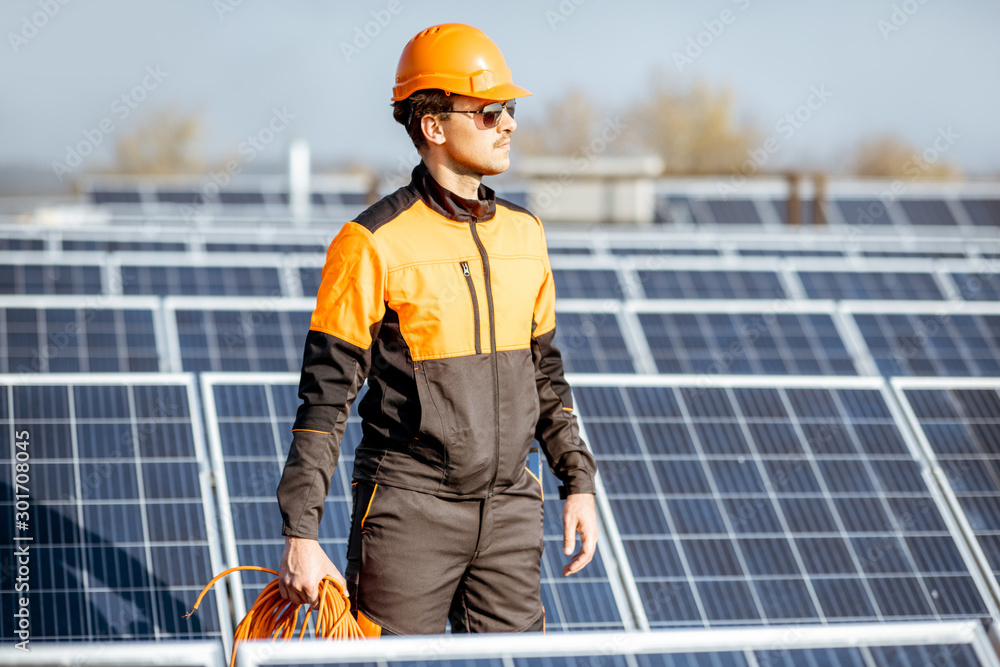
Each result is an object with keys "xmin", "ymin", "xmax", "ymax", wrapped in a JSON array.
[{"xmin": 185, "ymin": 566, "xmax": 371, "ymax": 667}]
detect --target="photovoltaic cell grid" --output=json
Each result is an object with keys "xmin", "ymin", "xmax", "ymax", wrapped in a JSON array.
[
  {"xmin": 835, "ymin": 199, "xmax": 895, "ymax": 227},
  {"xmin": 636, "ymin": 270, "xmax": 787, "ymax": 300},
  {"xmin": 63, "ymin": 240, "xmax": 188, "ymax": 253},
  {"xmin": 0, "ymin": 306, "xmax": 159, "ymax": 373},
  {"xmin": 952, "ymin": 273, "xmax": 1000, "ymax": 301},
  {"xmin": 0, "ymin": 264, "xmax": 103, "ymax": 295},
  {"xmin": 852, "ymin": 313, "xmax": 1000, "ymax": 377},
  {"xmin": 175, "ymin": 309, "xmax": 310, "ymax": 373},
  {"xmin": 205, "ymin": 242, "xmax": 325, "ymax": 254},
  {"xmin": 897, "ymin": 385, "xmax": 1000, "ymax": 598},
  {"xmin": 0, "ymin": 378, "xmax": 228, "ymax": 642},
  {"xmin": 962, "ymin": 200, "xmax": 1000, "ymax": 227},
  {"xmin": 799, "ymin": 271, "xmax": 944, "ymax": 300},
  {"xmin": 740, "ymin": 249, "xmax": 845, "ymax": 258},
  {"xmin": 553, "ymin": 269, "xmax": 627, "ymax": 300},
  {"xmin": 574, "ymin": 381, "xmax": 991, "ymax": 627},
  {"xmin": 121, "ymin": 266, "xmax": 283, "ymax": 297},
  {"xmin": 610, "ymin": 247, "xmax": 720, "ymax": 257},
  {"xmin": 553, "ymin": 311, "xmax": 635, "ymax": 374},
  {"xmin": 204, "ymin": 379, "xmax": 625, "ymax": 631},
  {"xmin": 0, "ymin": 238, "xmax": 46, "ymax": 251},
  {"xmin": 637, "ymin": 312, "xmax": 857, "ymax": 376},
  {"xmin": 300, "ymin": 267, "xmax": 322, "ymax": 296},
  {"xmin": 899, "ymin": 200, "xmax": 958, "ymax": 226}
]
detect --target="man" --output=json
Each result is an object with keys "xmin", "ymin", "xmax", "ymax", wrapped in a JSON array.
[{"xmin": 276, "ymin": 22, "xmax": 598, "ymax": 635}]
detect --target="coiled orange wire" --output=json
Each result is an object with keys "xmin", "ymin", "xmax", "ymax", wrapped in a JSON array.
[{"xmin": 185, "ymin": 566, "xmax": 367, "ymax": 667}]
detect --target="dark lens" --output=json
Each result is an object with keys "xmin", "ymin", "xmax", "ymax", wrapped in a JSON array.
[
  {"xmin": 481, "ymin": 102, "xmax": 503, "ymax": 128},
  {"xmin": 506, "ymin": 99, "xmax": 516, "ymax": 119}
]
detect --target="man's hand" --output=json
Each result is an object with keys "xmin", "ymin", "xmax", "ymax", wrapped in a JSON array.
[
  {"xmin": 562, "ymin": 493, "xmax": 598, "ymax": 576},
  {"xmin": 278, "ymin": 536, "xmax": 347, "ymax": 609}
]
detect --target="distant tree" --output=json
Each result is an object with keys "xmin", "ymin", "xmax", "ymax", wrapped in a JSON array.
[
  {"xmin": 850, "ymin": 134, "xmax": 961, "ymax": 179},
  {"xmin": 112, "ymin": 108, "xmax": 205, "ymax": 174},
  {"xmin": 624, "ymin": 74, "xmax": 761, "ymax": 174}
]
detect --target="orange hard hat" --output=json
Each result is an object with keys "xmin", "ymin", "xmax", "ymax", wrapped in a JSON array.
[{"xmin": 392, "ymin": 23, "xmax": 532, "ymax": 102}]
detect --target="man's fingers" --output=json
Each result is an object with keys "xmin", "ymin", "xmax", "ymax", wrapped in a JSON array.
[
  {"xmin": 563, "ymin": 519, "xmax": 577, "ymax": 556},
  {"xmin": 581, "ymin": 520, "xmax": 597, "ymax": 559}
]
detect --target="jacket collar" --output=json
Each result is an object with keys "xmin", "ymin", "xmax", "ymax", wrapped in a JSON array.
[{"xmin": 410, "ymin": 161, "xmax": 496, "ymax": 223}]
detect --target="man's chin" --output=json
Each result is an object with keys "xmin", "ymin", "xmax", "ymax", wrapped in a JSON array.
[{"xmin": 480, "ymin": 158, "xmax": 511, "ymax": 177}]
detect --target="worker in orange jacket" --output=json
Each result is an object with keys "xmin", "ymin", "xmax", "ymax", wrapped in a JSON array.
[{"xmin": 276, "ymin": 23, "xmax": 598, "ymax": 635}]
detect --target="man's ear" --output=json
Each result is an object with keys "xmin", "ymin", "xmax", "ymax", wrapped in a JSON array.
[{"xmin": 421, "ymin": 114, "xmax": 447, "ymax": 147}]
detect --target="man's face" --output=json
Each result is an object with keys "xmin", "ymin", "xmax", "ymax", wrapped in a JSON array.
[{"xmin": 436, "ymin": 95, "xmax": 517, "ymax": 178}]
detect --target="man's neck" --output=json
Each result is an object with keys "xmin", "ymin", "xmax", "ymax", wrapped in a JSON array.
[{"xmin": 423, "ymin": 159, "xmax": 482, "ymax": 200}]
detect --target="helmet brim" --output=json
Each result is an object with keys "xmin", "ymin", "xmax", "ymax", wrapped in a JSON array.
[{"xmin": 472, "ymin": 82, "xmax": 533, "ymax": 102}]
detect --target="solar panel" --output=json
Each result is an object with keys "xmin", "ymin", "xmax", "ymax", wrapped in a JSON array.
[
  {"xmin": 653, "ymin": 196, "xmax": 694, "ymax": 225},
  {"xmin": 553, "ymin": 269, "xmax": 628, "ymax": 300},
  {"xmin": 899, "ymin": 200, "xmax": 958, "ymax": 226},
  {"xmin": 739, "ymin": 249, "xmax": 844, "ymax": 258},
  {"xmin": 92, "ymin": 190, "xmax": 142, "ymax": 205},
  {"xmin": 703, "ymin": 200, "xmax": 763, "ymax": 226},
  {"xmin": 572, "ymin": 375, "xmax": 997, "ymax": 627},
  {"xmin": 952, "ymin": 273, "xmax": 1000, "ymax": 301},
  {"xmin": 228, "ymin": 622, "xmax": 1000, "ymax": 667},
  {"xmin": 169, "ymin": 300, "xmax": 312, "ymax": 373},
  {"xmin": 218, "ymin": 192, "xmax": 267, "ymax": 206},
  {"xmin": 611, "ymin": 247, "xmax": 720, "ymax": 257},
  {"xmin": 863, "ymin": 250, "xmax": 967, "ymax": 259},
  {"xmin": 962, "ymin": 199, "xmax": 1000, "ymax": 227},
  {"xmin": 893, "ymin": 379, "xmax": 1000, "ymax": 611},
  {"xmin": 0, "ymin": 375, "xmax": 230, "ymax": 643},
  {"xmin": 634, "ymin": 307, "xmax": 857, "ymax": 376},
  {"xmin": 636, "ymin": 270, "xmax": 787, "ymax": 300},
  {"xmin": 205, "ymin": 243, "xmax": 325, "ymax": 254},
  {"xmin": 0, "ymin": 298, "xmax": 161, "ymax": 373},
  {"xmin": 0, "ymin": 238, "xmax": 46, "ymax": 251},
  {"xmin": 156, "ymin": 190, "xmax": 205, "ymax": 205},
  {"xmin": 799, "ymin": 271, "xmax": 944, "ymax": 300},
  {"xmin": 63, "ymin": 240, "xmax": 188, "ymax": 253},
  {"xmin": 848, "ymin": 306, "xmax": 1000, "ymax": 377},
  {"xmin": 0, "ymin": 264, "xmax": 103, "ymax": 295},
  {"xmin": 299, "ymin": 267, "xmax": 322, "ymax": 297},
  {"xmin": 547, "ymin": 246, "xmax": 594, "ymax": 255},
  {"xmin": 553, "ymin": 310, "xmax": 636, "ymax": 374},
  {"xmin": 121, "ymin": 265, "xmax": 284, "ymax": 297},
  {"xmin": 834, "ymin": 199, "xmax": 896, "ymax": 227},
  {"xmin": 201, "ymin": 375, "xmax": 627, "ymax": 632},
  {"xmin": 770, "ymin": 198, "xmax": 814, "ymax": 226}
]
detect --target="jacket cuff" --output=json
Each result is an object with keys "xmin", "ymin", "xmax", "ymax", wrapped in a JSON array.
[{"xmin": 558, "ymin": 469, "xmax": 596, "ymax": 499}]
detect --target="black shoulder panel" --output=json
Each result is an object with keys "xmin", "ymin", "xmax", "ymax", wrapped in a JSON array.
[
  {"xmin": 496, "ymin": 197, "xmax": 539, "ymax": 222},
  {"xmin": 353, "ymin": 185, "xmax": 420, "ymax": 234}
]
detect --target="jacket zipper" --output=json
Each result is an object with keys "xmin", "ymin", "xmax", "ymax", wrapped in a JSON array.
[
  {"xmin": 460, "ymin": 261, "xmax": 482, "ymax": 355},
  {"xmin": 468, "ymin": 221, "xmax": 501, "ymax": 497}
]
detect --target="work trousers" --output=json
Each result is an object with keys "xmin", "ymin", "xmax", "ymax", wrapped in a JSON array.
[{"xmin": 345, "ymin": 467, "xmax": 545, "ymax": 635}]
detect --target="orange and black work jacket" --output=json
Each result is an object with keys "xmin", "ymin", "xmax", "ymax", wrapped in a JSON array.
[{"xmin": 277, "ymin": 162, "xmax": 598, "ymax": 540}]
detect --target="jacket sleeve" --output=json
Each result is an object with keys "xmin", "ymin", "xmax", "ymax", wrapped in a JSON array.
[
  {"xmin": 531, "ymin": 224, "xmax": 597, "ymax": 499},
  {"xmin": 276, "ymin": 222, "xmax": 386, "ymax": 539}
]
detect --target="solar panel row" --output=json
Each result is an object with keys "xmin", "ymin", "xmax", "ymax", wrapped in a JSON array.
[
  {"xmin": 4, "ymin": 299, "xmax": 1000, "ymax": 382},
  {"xmin": 10, "ymin": 373, "xmax": 998, "ymax": 639}
]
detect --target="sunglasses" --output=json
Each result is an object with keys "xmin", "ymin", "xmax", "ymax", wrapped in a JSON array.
[{"xmin": 439, "ymin": 99, "xmax": 516, "ymax": 128}]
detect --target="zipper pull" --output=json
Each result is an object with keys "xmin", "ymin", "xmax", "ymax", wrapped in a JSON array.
[{"xmin": 461, "ymin": 261, "xmax": 470, "ymax": 276}]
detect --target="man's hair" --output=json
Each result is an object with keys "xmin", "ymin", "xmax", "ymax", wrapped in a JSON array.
[{"xmin": 392, "ymin": 89, "xmax": 454, "ymax": 150}]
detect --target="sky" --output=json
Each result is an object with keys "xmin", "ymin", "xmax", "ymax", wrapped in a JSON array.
[{"xmin": 2, "ymin": 0, "xmax": 999, "ymax": 189}]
